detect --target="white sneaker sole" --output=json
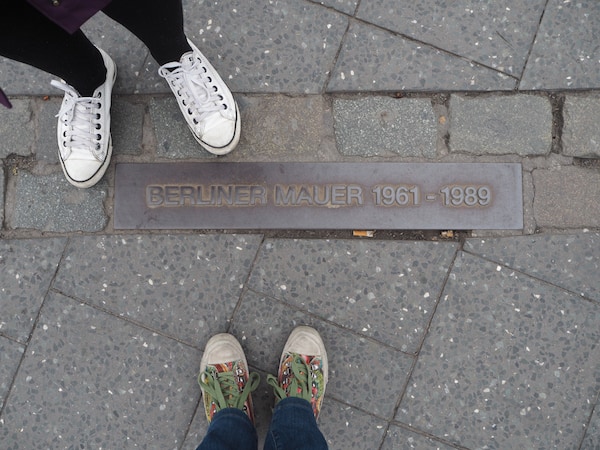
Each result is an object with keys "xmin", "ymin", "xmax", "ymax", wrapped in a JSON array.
[{"xmin": 190, "ymin": 101, "xmax": 241, "ymax": 156}]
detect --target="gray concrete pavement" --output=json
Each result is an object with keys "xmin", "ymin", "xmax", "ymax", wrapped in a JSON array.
[{"xmin": 1, "ymin": 1, "xmax": 600, "ymax": 449}]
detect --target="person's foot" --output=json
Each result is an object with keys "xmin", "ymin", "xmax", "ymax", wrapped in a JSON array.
[
  {"xmin": 199, "ymin": 333, "xmax": 260, "ymax": 424},
  {"xmin": 52, "ymin": 47, "xmax": 116, "ymax": 188},
  {"xmin": 158, "ymin": 39, "xmax": 240, "ymax": 156},
  {"xmin": 267, "ymin": 326, "xmax": 328, "ymax": 420}
]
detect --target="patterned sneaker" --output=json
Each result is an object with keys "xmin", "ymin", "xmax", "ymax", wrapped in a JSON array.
[
  {"xmin": 267, "ymin": 326, "xmax": 328, "ymax": 420},
  {"xmin": 51, "ymin": 47, "xmax": 116, "ymax": 188},
  {"xmin": 198, "ymin": 333, "xmax": 260, "ymax": 424},
  {"xmin": 158, "ymin": 39, "xmax": 240, "ymax": 156}
]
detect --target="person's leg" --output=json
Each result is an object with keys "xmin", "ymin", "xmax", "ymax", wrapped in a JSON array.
[
  {"xmin": 196, "ymin": 408, "xmax": 257, "ymax": 450},
  {"xmin": 0, "ymin": 1, "xmax": 115, "ymax": 188},
  {"xmin": 265, "ymin": 327, "xmax": 329, "ymax": 450},
  {"xmin": 102, "ymin": 0, "xmax": 191, "ymax": 65},
  {"xmin": 101, "ymin": 0, "xmax": 241, "ymax": 155},
  {"xmin": 196, "ymin": 334, "xmax": 260, "ymax": 450},
  {"xmin": 0, "ymin": 1, "xmax": 106, "ymax": 96}
]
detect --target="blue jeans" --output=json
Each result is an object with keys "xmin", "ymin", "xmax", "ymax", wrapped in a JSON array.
[{"xmin": 196, "ymin": 397, "xmax": 328, "ymax": 450}]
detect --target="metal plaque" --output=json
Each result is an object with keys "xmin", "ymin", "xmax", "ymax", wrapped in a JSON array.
[{"xmin": 114, "ymin": 162, "xmax": 523, "ymax": 230}]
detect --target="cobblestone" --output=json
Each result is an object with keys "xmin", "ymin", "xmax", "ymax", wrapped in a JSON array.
[
  {"xmin": 533, "ymin": 165, "xmax": 600, "ymax": 228},
  {"xmin": 233, "ymin": 95, "xmax": 338, "ymax": 161},
  {"xmin": 449, "ymin": 94, "xmax": 552, "ymax": 156},
  {"xmin": 0, "ymin": 99, "xmax": 34, "ymax": 158},
  {"xmin": 9, "ymin": 171, "xmax": 108, "ymax": 232},
  {"xmin": 333, "ymin": 97, "xmax": 437, "ymax": 158},
  {"xmin": 562, "ymin": 95, "xmax": 600, "ymax": 158}
]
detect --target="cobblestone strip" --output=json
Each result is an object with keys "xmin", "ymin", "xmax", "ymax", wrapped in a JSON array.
[{"xmin": 1, "ymin": 92, "xmax": 599, "ymax": 235}]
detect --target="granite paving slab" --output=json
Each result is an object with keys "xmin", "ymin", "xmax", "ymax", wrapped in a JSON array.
[
  {"xmin": 318, "ymin": 400, "xmax": 388, "ymax": 449},
  {"xmin": 381, "ymin": 425, "xmax": 458, "ymax": 450},
  {"xmin": 356, "ymin": 0, "xmax": 546, "ymax": 78},
  {"xmin": 0, "ymin": 291, "xmax": 201, "ymax": 449},
  {"xmin": 317, "ymin": 0, "xmax": 358, "ymax": 15},
  {"xmin": 0, "ymin": 58, "xmax": 51, "ymax": 96},
  {"xmin": 464, "ymin": 234, "xmax": 600, "ymax": 302},
  {"xmin": 397, "ymin": 252, "xmax": 600, "ymax": 449},
  {"xmin": 52, "ymin": 234, "xmax": 263, "ymax": 346},
  {"xmin": 520, "ymin": 0, "xmax": 600, "ymax": 90},
  {"xmin": 0, "ymin": 338, "xmax": 24, "ymax": 410},
  {"xmin": 183, "ymin": 0, "xmax": 348, "ymax": 93},
  {"xmin": 328, "ymin": 22, "xmax": 516, "ymax": 92},
  {"xmin": 0, "ymin": 238, "xmax": 67, "ymax": 343},
  {"xmin": 247, "ymin": 239, "xmax": 458, "ymax": 353},
  {"xmin": 231, "ymin": 290, "xmax": 414, "ymax": 418},
  {"xmin": 581, "ymin": 404, "xmax": 600, "ymax": 450}
]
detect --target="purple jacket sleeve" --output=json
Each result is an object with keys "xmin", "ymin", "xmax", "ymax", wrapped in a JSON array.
[
  {"xmin": 25, "ymin": 0, "xmax": 113, "ymax": 34},
  {"xmin": 0, "ymin": 89, "xmax": 12, "ymax": 109}
]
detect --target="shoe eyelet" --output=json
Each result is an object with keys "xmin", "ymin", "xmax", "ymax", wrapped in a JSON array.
[
  {"xmin": 96, "ymin": 134, "xmax": 101, "ymax": 140},
  {"xmin": 223, "ymin": 104, "xmax": 228, "ymax": 110},
  {"xmin": 96, "ymin": 114, "xmax": 101, "ymax": 119},
  {"xmin": 95, "ymin": 124, "xmax": 101, "ymax": 130}
]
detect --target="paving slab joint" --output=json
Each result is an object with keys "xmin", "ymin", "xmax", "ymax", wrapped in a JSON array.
[
  {"xmin": 548, "ymin": 92, "xmax": 565, "ymax": 155},
  {"xmin": 3, "ymin": 154, "xmax": 36, "ymax": 175},
  {"xmin": 431, "ymin": 93, "xmax": 451, "ymax": 156},
  {"xmin": 574, "ymin": 157, "xmax": 600, "ymax": 168}
]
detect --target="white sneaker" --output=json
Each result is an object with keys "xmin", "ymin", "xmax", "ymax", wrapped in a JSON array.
[
  {"xmin": 158, "ymin": 39, "xmax": 240, "ymax": 155},
  {"xmin": 52, "ymin": 47, "xmax": 116, "ymax": 188}
]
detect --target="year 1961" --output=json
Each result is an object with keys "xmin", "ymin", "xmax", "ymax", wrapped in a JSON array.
[{"xmin": 372, "ymin": 185, "xmax": 492, "ymax": 207}]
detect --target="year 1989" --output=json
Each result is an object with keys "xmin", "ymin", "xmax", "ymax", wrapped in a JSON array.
[{"xmin": 372, "ymin": 185, "xmax": 491, "ymax": 207}]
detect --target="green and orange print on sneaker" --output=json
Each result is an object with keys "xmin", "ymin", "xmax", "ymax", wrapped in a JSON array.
[
  {"xmin": 267, "ymin": 326, "xmax": 328, "ymax": 420},
  {"xmin": 198, "ymin": 334, "xmax": 260, "ymax": 424}
]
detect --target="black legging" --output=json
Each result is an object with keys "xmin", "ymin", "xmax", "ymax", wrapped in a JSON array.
[{"xmin": 1, "ymin": 0, "xmax": 191, "ymax": 96}]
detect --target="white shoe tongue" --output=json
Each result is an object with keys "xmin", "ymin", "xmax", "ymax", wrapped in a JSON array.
[{"xmin": 182, "ymin": 54, "xmax": 195, "ymax": 69}]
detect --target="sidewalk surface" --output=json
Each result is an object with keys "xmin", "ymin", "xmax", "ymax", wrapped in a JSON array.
[{"xmin": 1, "ymin": 1, "xmax": 599, "ymax": 449}]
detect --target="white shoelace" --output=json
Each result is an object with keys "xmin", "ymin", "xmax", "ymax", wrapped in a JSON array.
[
  {"xmin": 51, "ymin": 80, "xmax": 104, "ymax": 161},
  {"xmin": 158, "ymin": 55, "xmax": 225, "ymax": 124}
]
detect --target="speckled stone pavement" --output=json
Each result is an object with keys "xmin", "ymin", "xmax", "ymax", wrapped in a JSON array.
[{"xmin": 1, "ymin": 1, "xmax": 600, "ymax": 449}]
